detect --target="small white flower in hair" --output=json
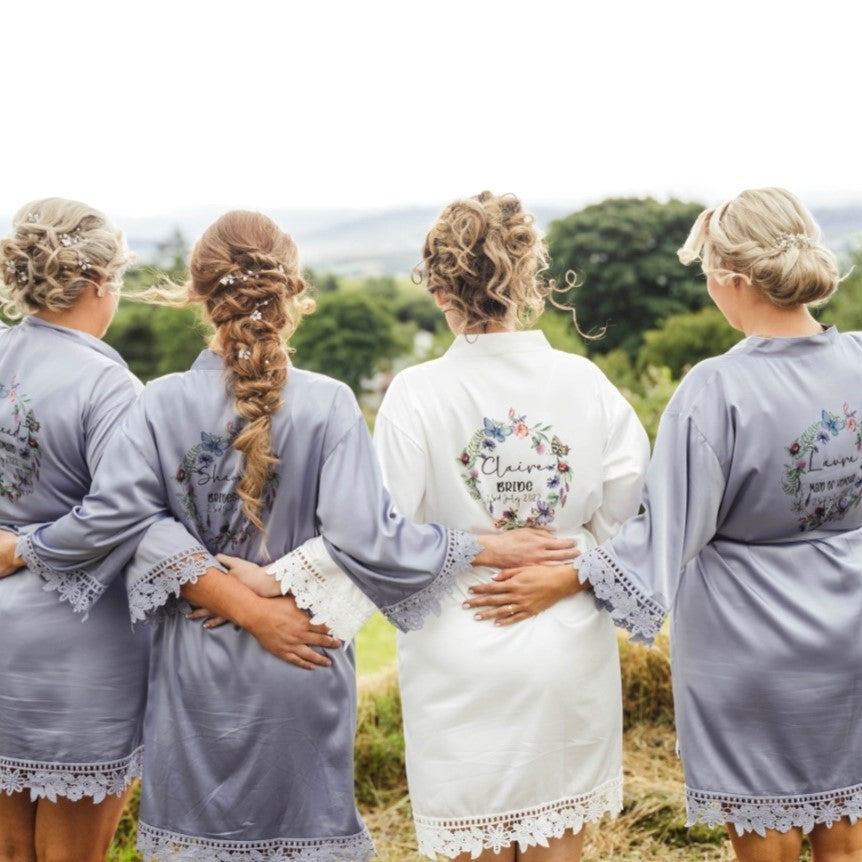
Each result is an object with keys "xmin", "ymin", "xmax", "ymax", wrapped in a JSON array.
[
  {"xmin": 26, "ymin": 212, "xmax": 39, "ymax": 223},
  {"xmin": 79, "ymin": 257, "xmax": 92, "ymax": 272},
  {"xmin": 774, "ymin": 232, "xmax": 812, "ymax": 251},
  {"xmin": 237, "ymin": 347, "xmax": 252, "ymax": 360},
  {"xmin": 219, "ymin": 274, "xmax": 236, "ymax": 286},
  {"xmin": 58, "ymin": 230, "xmax": 84, "ymax": 247},
  {"xmin": 277, "ymin": 264, "xmax": 284, "ymax": 273},
  {"xmin": 250, "ymin": 309, "xmax": 263, "ymax": 321}
]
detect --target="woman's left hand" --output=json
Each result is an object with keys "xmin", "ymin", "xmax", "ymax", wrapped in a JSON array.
[
  {"xmin": 464, "ymin": 563, "xmax": 584, "ymax": 626},
  {"xmin": 216, "ymin": 553, "xmax": 282, "ymax": 598},
  {"xmin": 185, "ymin": 604, "xmax": 231, "ymax": 629}
]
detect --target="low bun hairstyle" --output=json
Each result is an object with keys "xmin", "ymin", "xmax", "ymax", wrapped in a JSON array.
[
  {"xmin": 140, "ymin": 210, "xmax": 313, "ymax": 540},
  {"xmin": 417, "ymin": 191, "xmax": 552, "ymax": 331},
  {"xmin": 678, "ymin": 187, "xmax": 840, "ymax": 308},
  {"xmin": 1, "ymin": 198, "xmax": 132, "ymax": 319}
]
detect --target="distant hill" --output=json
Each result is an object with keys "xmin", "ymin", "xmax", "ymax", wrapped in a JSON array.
[
  {"xmin": 2, "ymin": 203, "xmax": 860, "ymax": 277},
  {"xmin": 118, "ymin": 204, "xmax": 576, "ymax": 277}
]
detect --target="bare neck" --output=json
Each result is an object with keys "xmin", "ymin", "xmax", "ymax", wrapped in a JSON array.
[
  {"xmin": 33, "ymin": 288, "xmax": 108, "ymax": 340},
  {"xmin": 739, "ymin": 302, "xmax": 823, "ymax": 339}
]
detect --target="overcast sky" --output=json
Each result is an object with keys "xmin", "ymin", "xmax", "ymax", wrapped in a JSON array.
[{"xmin": 2, "ymin": 0, "xmax": 858, "ymax": 220}]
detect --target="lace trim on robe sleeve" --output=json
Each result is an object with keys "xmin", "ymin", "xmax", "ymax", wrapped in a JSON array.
[
  {"xmin": 127, "ymin": 546, "xmax": 217, "ymax": 624},
  {"xmin": 577, "ymin": 545, "xmax": 666, "ymax": 645},
  {"xmin": 16, "ymin": 533, "xmax": 105, "ymax": 617},
  {"xmin": 267, "ymin": 536, "xmax": 376, "ymax": 642},
  {"xmin": 380, "ymin": 529, "xmax": 481, "ymax": 632}
]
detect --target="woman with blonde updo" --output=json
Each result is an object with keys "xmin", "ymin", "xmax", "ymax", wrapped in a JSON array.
[
  {"xmin": 478, "ymin": 188, "xmax": 862, "ymax": 861},
  {"xmin": 0, "ymin": 198, "xmax": 177, "ymax": 861},
  {"xmin": 5, "ymin": 209, "xmax": 568, "ymax": 861},
  {"xmin": 272, "ymin": 191, "xmax": 650, "ymax": 860}
]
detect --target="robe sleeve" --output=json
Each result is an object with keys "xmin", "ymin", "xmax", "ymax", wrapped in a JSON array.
[
  {"xmin": 267, "ymin": 536, "xmax": 377, "ymax": 642},
  {"xmin": 16, "ymin": 392, "xmax": 217, "ymax": 617},
  {"xmin": 372, "ymin": 411, "xmax": 427, "ymax": 522},
  {"xmin": 587, "ymin": 375, "xmax": 651, "ymax": 545},
  {"xmin": 268, "ymin": 385, "xmax": 479, "ymax": 636},
  {"xmin": 577, "ymin": 407, "xmax": 727, "ymax": 646},
  {"xmin": 83, "ymin": 364, "xmax": 141, "ymax": 472}
]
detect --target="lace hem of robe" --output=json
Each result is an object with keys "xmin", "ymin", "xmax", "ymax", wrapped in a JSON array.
[
  {"xmin": 0, "ymin": 747, "xmax": 142, "ymax": 803},
  {"xmin": 128, "ymin": 547, "xmax": 217, "ymax": 624},
  {"xmin": 136, "ymin": 821, "xmax": 376, "ymax": 862},
  {"xmin": 686, "ymin": 783, "xmax": 862, "ymax": 836},
  {"xmin": 268, "ymin": 544, "xmax": 374, "ymax": 642},
  {"xmin": 413, "ymin": 774, "xmax": 622, "ymax": 859},
  {"xmin": 16, "ymin": 533, "xmax": 105, "ymax": 616},
  {"xmin": 577, "ymin": 546, "xmax": 666, "ymax": 645},
  {"xmin": 381, "ymin": 529, "xmax": 482, "ymax": 632}
]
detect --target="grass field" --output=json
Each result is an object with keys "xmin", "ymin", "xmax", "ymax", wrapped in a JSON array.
[{"xmin": 108, "ymin": 621, "xmax": 816, "ymax": 861}]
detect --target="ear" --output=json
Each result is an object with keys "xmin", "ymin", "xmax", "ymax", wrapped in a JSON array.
[{"xmin": 432, "ymin": 289, "xmax": 448, "ymax": 310}]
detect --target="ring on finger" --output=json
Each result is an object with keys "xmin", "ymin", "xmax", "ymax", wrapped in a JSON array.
[{"xmin": 507, "ymin": 604, "xmax": 515, "ymax": 615}]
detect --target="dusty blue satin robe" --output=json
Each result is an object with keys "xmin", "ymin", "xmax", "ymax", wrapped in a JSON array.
[
  {"xmin": 578, "ymin": 327, "xmax": 862, "ymax": 836},
  {"xmin": 21, "ymin": 349, "xmax": 479, "ymax": 861},
  {"xmin": 0, "ymin": 317, "xmax": 197, "ymax": 802}
]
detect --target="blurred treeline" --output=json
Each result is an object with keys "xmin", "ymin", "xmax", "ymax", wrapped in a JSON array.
[{"xmin": 87, "ymin": 199, "xmax": 862, "ymax": 441}]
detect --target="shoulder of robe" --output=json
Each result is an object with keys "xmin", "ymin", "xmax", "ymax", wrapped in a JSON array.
[
  {"xmin": 666, "ymin": 353, "xmax": 740, "ymax": 419},
  {"xmin": 843, "ymin": 330, "xmax": 862, "ymax": 349},
  {"xmin": 287, "ymin": 366, "xmax": 353, "ymax": 399},
  {"xmin": 86, "ymin": 357, "xmax": 142, "ymax": 402}
]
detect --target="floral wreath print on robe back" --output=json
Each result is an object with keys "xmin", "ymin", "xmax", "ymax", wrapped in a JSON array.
[
  {"xmin": 458, "ymin": 407, "xmax": 572, "ymax": 529},
  {"xmin": 0, "ymin": 376, "xmax": 42, "ymax": 502},
  {"xmin": 782, "ymin": 403, "xmax": 862, "ymax": 531},
  {"xmin": 174, "ymin": 422, "xmax": 279, "ymax": 551}
]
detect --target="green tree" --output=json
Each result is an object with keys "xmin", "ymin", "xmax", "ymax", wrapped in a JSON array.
[
  {"xmin": 104, "ymin": 301, "xmax": 205, "ymax": 382},
  {"xmin": 546, "ymin": 197, "xmax": 707, "ymax": 354},
  {"xmin": 152, "ymin": 228, "xmax": 190, "ymax": 279},
  {"xmin": 307, "ymin": 270, "xmax": 340, "ymax": 294},
  {"xmin": 534, "ymin": 312, "xmax": 587, "ymax": 356},
  {"xmin": 390, "ymin": 290, "xmax": 440, "ymax": 333},
  {"xmin": 820, "ymin": 241, "xmax": 862, "ymax": 331},
  {"xmin": 638, "ymin": 307, "xmax": 741, "ymax": 378},
  {"xmin": 291, "ymin": 292, "xmax": 407, "ymax": 395}
]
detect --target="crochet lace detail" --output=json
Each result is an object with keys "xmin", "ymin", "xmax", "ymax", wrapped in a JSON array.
[
  {"xmin": 382, "ymin": 529, "xmax": 481, "ymax": 632},
  {"xmin": 0, "ymin": 747, "xmax": 142, "ymax": 803},
  {"xmin": 268, "ymin": 546, "xmax": 373, "ymax": 642},
  {"xmin": 687, "ymin": 783, "xmax": 862, "ymax": 836},
  {"xmin": 128, "ymin": 547, "xmax": 216, "ymax": 624},
  {"xmin": 17, "ymin": 532, "xmax": 104, "ymax": 615},
  {"xmin": 414, "ymin": 774, "xmax": 622, "ymax": 859},
  {"xmin": 137, "ymin": 821, "xmax": 376, "ymax": 861},
  {"xmin": 577, "ymin": 546, "xmax": 666, "ymax": 645}
]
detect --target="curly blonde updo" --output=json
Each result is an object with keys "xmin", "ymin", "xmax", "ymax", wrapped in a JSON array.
[
  {"xmin": 678, "ymin": 187, "xmax": 840, "ymax": 308},
  {"xmin": 417, "ymin": 191, "xmax": 552, "ymax": 331},
  {"xmin": 0, "ymin": 198, "xmax": 133, "ymax": 319},
  {"xmin": 141, "ymin": 210, "xmax": 313, "ymax": 538}
]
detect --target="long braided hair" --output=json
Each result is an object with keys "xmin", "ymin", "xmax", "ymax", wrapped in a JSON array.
[{"xmin": 141, "ymin": 211, "xmax": 313, "ymax": 541}]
